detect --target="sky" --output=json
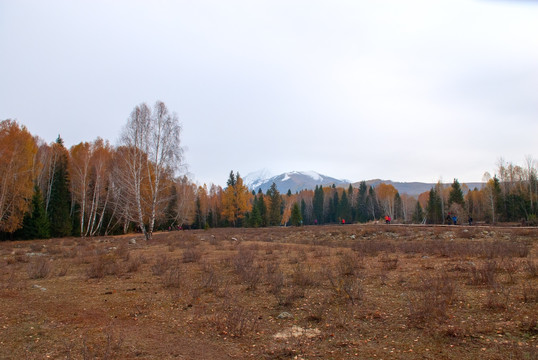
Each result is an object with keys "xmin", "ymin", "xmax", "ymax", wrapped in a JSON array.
[{"xmin": 1, "ymin": 0, "xmax": 537, "ymax": 186}]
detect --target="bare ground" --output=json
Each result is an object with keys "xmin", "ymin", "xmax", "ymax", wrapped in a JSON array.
[{"xmin": 1, "ymin": 224, "xmax": 537, "ymax": 359}]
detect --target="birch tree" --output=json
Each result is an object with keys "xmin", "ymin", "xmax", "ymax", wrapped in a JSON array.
[{"xmin": 117, "ymin": 101, "xmax": 183, "ymax": 240}]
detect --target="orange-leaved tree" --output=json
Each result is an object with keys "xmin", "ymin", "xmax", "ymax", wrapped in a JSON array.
[{"xmin": 0, "ymin": 120, "xmax": 38, "ymax": 233}]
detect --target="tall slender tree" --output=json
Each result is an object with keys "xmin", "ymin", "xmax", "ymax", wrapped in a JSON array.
[
  {"xmin": 267, "ymin": 182, "xmax": 282, "ymax": 226},
  {"xmin": 48, "ymin": 137, "xmax": 72, "ymax": 237}
]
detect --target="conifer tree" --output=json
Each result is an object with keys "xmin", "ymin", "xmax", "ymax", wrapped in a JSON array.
[
  {"xmin": 249, "ymin": 196, "xmax": 262, "ymax": 227},
  {"xmin": 412, "ymin": 200, "xmax": 424, "ymax": 223},
  {"xmin": 48, "ymin": 137, "xmax": 72, "ymax": 237},
  {"xmin": 356, "ymin": 181, "xmax": 368, "ymax": 222},
  {"xmin": 221, "ymin": 171, "xmax": 250, "ymax": 227},
  {"xmin": 300, "ymin": 199, "xmax": 308, "ymax": 224},
  {"xmin": 366, "ymin": 186, "xmax": 380, "ymax": 220},
  {"xmin": 313, "ymin": 185, "xmax": 324, "ymax": 224},
  {"xmin": 267, "ymin": 182, "xmax": 282, "ymax": 226},
  {"xmin": 338, "ymin": 189, "xmax": 351, "ymax": 223},
  {"xmin": 290, "ymin": 202, "xmax": 302, "ymax": 226},
  {"xmin": 449, "ymin": 179, "xmax": 465, "ymax": 206},
  {"xmin": 426, "ymin": 187, "xmax": 443, "ymax": 224},
  {"xmin": 257, "ymin": 192, "xmax": 268, "ymax": 227},
  {"xmin": 21, "ymin": 185, "xmax": 50, "ymax": 239}
]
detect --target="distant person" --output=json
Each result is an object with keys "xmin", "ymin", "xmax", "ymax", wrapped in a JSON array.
[
  {"xmin": 452, "ymin": 215, "xmax": 458, "ymax": 225},
  {"xmin": 385, "ymin": 215, "xmax": 389, "ymax": 224},
  {"xmin": 468, "ymin": 216, "xmax": 473, "ymax": 226},
  {"xmin": 342, "ymin": 219, "xmax": 345, "ymax": 225}
]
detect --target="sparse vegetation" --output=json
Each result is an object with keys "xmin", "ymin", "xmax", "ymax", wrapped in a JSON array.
[{"xmin": 1, "ymin": 224, "xmax": 537, "ymax": 359}]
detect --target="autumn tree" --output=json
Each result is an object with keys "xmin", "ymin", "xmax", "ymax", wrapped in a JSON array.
[
  {"xmin": 0, "ymin": 120, "xmax": 38, "ymax": 233},
  {"xmin": 376, "ymin": 183, "xmax": 398, "ymax": 219},
  {"xmin": 117, "ymin": 101, "xmax": 183, "ymax": 240},
  {"xmin": 69, "ymin": 138, "xmax": 113, "ymax": 236},
  {"xmin": 221, "ymin": 171, "xmax": 251, "ymax": 227}
]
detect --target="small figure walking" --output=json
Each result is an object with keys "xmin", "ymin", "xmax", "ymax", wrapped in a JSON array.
[{"xmin": 468, "ymin": 216, "xmax": 473, "ymax": 226}]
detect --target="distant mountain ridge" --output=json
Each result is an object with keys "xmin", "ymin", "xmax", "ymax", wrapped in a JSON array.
[
  {"xmin": 244, "ymin": 170, "xmax": 483, "ymax": 196},
  {"xmin": 244, "ymin": 170, "xmax": 348, "ymax": 194}
]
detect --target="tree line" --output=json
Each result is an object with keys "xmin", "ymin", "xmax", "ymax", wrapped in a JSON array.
[{"xmin": 1, "ymin": 106, "xmax": 537, "ymax": 240}]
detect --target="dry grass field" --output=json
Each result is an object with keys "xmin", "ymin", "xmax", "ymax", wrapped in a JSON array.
[{"xmin": 1, "ymin": 224, "xmax": 537, "ymax": 359}]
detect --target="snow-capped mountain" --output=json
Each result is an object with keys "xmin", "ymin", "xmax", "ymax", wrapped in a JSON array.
[{"xmin": 245, "ymin": 170, "xmax": 348, "ymax": 194}]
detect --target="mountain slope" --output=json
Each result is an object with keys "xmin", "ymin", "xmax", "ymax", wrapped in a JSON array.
[{"xmin": 246, "ymin": 171, "xmax": 347, "ymax": 194}]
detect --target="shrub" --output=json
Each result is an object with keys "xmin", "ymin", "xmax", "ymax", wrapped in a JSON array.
[
  {"xmin": 182, "ymin": 247, "xmax": 202, "ymax": 263},
  {"xmin": 408, "ymin": 273, "xmax": 456, "ymax": 327},
  {"xmin": 151, "ymin": 254, "xmax": 170, "ymax": 276},
  {"xmin": 27, "ymin": 257, "xmax": 51, "ymax": 279}
]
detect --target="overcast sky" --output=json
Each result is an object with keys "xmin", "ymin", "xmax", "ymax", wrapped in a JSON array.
[{"xmin": 1, "ymin": 0, "xmax": 537, "ymax": 186}]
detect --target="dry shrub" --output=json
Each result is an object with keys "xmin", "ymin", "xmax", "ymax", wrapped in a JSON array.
[
  {"xmin": 86, "ymin": 254, "xmax": 120, "ymax": 279},
  {"xmin": 408, "ymin": 273, "xmax": 456, "ymax": 327},
  {"xmin": 126, "ymin": 254, "xmax": 145, "ymax": 273},
  {"xmin": 336, "ymin": 252, "xmax": 362, "ymax": 277},
  {"xmin": 151, "ymin": 254, "xmax": 171, "ymax": 276},
  {"xmin": 265, "ymin": 261, "xmax": 284, "ymax": 296},
  {"xmin": 325, "ymin": 268, "xmax": 363, "ymax": 305},
  {"xmin": 522, "ymin": 280, "xmax": 538, "ymax": 303},
  {"xmin": 115, "ymin": 243, "xmax": 130, "ymax": 261},
  {"xmin": 200, "ymin": 262, "xmax": 221, "ymax": 293},
  {"xmin": 211, "ymin": 305, "xmax": 259, "ymax": 337},
  {"xmin": 29, "ymin": 243, "xmax": 44, "ymax": 252},
  {"xmin": 485, "ymin": 285, "xmax": 510, "ymax": 310},
  {"xmin": 27, "ymin": 257, "xmax": 51, "ymax": 279},
  {"xmin": 468, "ymin": 260, "xmax": 498, "ymax": 286},
  {"xmin": 57, "ymin": 264, "xmax": 69, "ymax": 277},
  {"xmin": 291, "ymin": 263, "xmax": 317, "ymax": 287},
  {"xmin": 485, "ymin": 239, "xmax": 529, "ymax": 259},
  {"xmin": 233, "ymin": 246, "xmax": 261, "ymax": 290},
  {"xmin": 182, "ymin": 247, "xmax": 202, "ymax": 263},
  {"xmin": 163, "ymin": 260, "xmax": 183, "ymax": 288},
  {"xmin": 525, "ymin": 258, "xmax": 538, "ymax": 277},
  {"xmin": 379, "ymin": 253, "xmax": 399, "ymax": 271},
  {"xmin": 352, "ymin": 239, "xmax": 394, "ymax": 256}
]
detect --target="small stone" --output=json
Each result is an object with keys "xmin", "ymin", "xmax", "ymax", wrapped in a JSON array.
[{"xmin": 277, "ymin": 312, "xmax": 294, "ymax": 319}]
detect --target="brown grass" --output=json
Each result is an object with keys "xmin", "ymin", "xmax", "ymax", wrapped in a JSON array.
[{"xmin": 1, "ymin": 225, "xmax": 537, "ymax": 359}]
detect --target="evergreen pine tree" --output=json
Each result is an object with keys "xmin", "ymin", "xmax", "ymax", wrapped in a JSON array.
[
  {"xmin": 338, "ymin": 189, "xmax": 351, "ymax": 223},
  {"xmin": 300, "ymin": 199, "xmax": 308, "ymax": 224},
  {"xmin": 426, "ymin": 188, "xmax": 443, "ymax": 224},
  {"xmin": 290, "ymin": 202, "xmax": 302, "ymax": 226},
  {"xmin": 257, "ymin": 193, "xmax": 268, "ymax": 227},
  {"xmin": 21, "ymin": 185, "xmax": 50, "ymax": 239},
  {"xmin": 448, "ymin": 179, "xmax": 465, "ymax": 206},
  {"xmin": 412, "ymin": 200, "xmax": 424, "ymax": 223},
  {"xmin": 48, "ymin": 138, "xmax": 72, "ymax": 237},
  {"xmin": 313, "ymin": 185, "xmax": 324, "ymax": 224},
  {"xmin": 366, "ymin": 186, "xmax": 380, "ymax": 220},
  {"xmin": 356, "ymin": 181, "xmax": 368, "ymax": 222},
  {"xmin": 267, "ymin": 183, "xmax": 282, "ymax": 226}
]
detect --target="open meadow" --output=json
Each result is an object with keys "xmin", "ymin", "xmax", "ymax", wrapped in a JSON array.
[{"xmin": 1, "ymin": 224, "xmax": 537, "ymax": 359}]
